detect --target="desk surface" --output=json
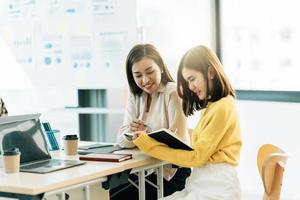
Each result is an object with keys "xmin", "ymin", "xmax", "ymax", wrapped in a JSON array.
[{"xmin": 0, "ymin": 146, "xmax": 161, "ymax": 195}]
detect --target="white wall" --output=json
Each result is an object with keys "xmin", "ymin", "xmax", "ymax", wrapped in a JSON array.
[
  {"xmin": 188, "ymin": 100, "xmax": 300, "ymax": 199},
  {"xmin": 138, "ymin": 0, "xmax": 212, "ymax": 78},
  {"xmin": 0, "ymin": 88, "xmax": 79, "ymax": 133},
  {"xmin": 237, "ymin": 100, "xmax": 299, "ymax": 199}
]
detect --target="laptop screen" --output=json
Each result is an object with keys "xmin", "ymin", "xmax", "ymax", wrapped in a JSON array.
[{"xmin": 0, "ymin": 114, "xmax": 51, "ymax": 164}]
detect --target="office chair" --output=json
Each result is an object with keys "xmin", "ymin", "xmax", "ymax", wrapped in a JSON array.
[{"xmin": 257, "ymin": 144, "xmax": 288, "ymax": 200}]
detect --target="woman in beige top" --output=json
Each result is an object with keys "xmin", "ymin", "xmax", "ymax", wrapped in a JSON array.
[{"xmin": 111, "ymin": 44, "xmax": 191, "ymax": 200}]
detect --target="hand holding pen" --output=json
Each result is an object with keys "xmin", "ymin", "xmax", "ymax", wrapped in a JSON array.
[
  {"xmin": 130, "ymin": 119, "xmax": 152, "ymax": 132},
  {"xmin": 122, "ymin": 119, "xmax": 152, "ymax": 141}
]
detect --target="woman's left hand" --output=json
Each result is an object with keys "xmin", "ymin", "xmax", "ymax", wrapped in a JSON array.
[{"xmin": 132, "ymin": 131, "xmax": 145, "ymax": 140}]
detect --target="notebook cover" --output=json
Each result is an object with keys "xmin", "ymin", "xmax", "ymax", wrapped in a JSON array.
[
  {"xmin": 148, "ymin": 128, "xmax": 193, "ymax": 150},
  {"xmin": 79, "ymin": 153, "xmax": 132, "ymax": 162}
]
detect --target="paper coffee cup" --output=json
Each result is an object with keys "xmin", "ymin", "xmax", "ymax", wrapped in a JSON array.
[
  {"xmin": 63, "ymin": 135, "xmax": 78, "ymax": 155},
  {"xmin": 3, "ymin": 147, "xmax": 21, "ymax": 174}
]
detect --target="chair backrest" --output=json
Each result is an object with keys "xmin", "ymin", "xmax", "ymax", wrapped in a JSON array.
[{"xmin": 257, "ymin": 144, "xmax": 288, "ymax": 200}]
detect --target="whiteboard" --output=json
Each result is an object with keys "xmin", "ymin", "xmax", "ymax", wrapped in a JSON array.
[{"xmin": 0, "ymin": 0, "xmax": 138, "ymax": 89}]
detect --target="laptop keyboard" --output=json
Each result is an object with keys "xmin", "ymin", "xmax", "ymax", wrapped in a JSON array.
[{"xmin": 21, "ymin": 159, "xmax": 63, "ymax": 169}]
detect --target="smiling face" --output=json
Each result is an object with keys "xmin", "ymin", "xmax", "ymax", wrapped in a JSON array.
[
  {"xmin": 177, "ymin": 45, "xmax": 234, "ymax": 116},
  {"xmin": 182, "ymin": 67, "xmax": 214, "ymax": 100},
  {"xmin": 132, "ymin": 57, "xmax": 162, "ymax": 94},
  {"xmin": 182, "ymin": 68, "xmax": 207, "ymax": 100}
]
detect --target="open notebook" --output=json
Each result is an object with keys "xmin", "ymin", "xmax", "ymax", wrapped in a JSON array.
[
  {"xmin": 124, "ymin": 128, "xmax": 193, "ymax": 150},
  {"xmin": 148, "ymin": 128, "xmax": 193, "ymax": 150}
]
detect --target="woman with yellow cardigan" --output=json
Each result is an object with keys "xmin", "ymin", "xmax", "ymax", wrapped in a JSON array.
[{"xmin": 133, "ymin": 45, "xmax": 242, "ymax": 200}]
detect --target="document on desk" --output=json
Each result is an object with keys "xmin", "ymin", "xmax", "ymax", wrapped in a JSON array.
[
  {"xmin": 78, "ymin": 143, "xmax": 114, "ymax": 150},
  {"xmin": 77, "ymin": 144, "xmax": 124, "ymax": 155},
  {"xmin": 79, "ymin": 153, "xmax": 132, "ymax": 162}
]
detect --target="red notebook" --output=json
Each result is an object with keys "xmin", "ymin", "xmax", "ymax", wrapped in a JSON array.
[{"xmin": 79, "ymin": 153, "xmax": 132, "ymax": 162}]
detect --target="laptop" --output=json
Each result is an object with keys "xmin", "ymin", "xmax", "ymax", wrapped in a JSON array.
[{"xmin": 0, "ymin": 114, "xmax": 85, "ymax": 173}]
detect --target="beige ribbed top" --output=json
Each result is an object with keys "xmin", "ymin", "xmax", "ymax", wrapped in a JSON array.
[{"xmin": 117, "ymin": 82, "xmax": 189, "ymax": 180}]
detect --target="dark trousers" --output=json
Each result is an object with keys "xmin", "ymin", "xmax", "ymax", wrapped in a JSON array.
[{"xmin": 110, "ymin": 167, "xmax": 191, "ymax": 200}]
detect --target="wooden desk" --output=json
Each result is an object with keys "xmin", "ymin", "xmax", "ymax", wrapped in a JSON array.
[{"xmin": 0, "ymin": 147, "xmax": 164, "ymax": 200}]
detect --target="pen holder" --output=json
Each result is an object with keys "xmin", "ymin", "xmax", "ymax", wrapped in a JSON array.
[{"xmin": 63, "ymin": 135, "xmax": 78, "ymax": 155}]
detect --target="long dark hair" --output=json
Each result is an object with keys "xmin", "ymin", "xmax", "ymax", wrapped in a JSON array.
[
  {"xmin": 177, "ymin": 45, "xmax": 235, "ymax": 116},
  {"xmin": 126, "ymin": 44, "xmax": 174, "ymax": 96}
]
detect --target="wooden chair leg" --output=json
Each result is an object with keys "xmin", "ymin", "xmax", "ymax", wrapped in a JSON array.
[
  {"xmin": 270, "ymin": 162, "xmax": 285, "ymax": 200},
  {"xmin": 263, "ymin": 161, "xmax": 285, "ymax": 200}
]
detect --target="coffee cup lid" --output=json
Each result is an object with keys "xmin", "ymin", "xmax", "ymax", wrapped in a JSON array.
[
  {"xmin": 63, "ymin": 134, "xmax": 78, "ymax": 140},
  {"xmin": 3, "ymin": 147, "xmax": 20, "ymax": 156}
]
